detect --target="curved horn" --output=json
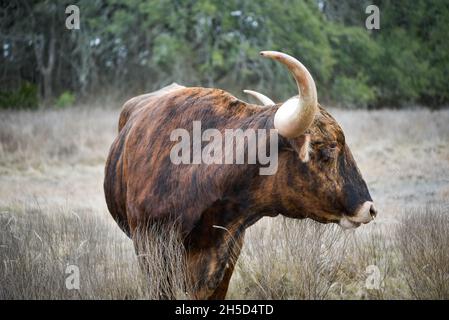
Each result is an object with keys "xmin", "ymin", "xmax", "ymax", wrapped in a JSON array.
[
  {"xmin": 260, "ymin": 51, "xmax": 317, "ymax": 138},
  {"xmin": 243, "ymin": 89, "xmax": 275, "ymax": 106}
]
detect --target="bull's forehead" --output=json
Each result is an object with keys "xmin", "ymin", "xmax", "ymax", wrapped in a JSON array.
[{"xmin": 309, "ymin": 106, "xmax": 345, "ymax": 144}]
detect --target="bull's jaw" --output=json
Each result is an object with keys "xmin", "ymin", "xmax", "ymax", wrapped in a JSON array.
[{"xmin": 339, "ymin": 216, "xmax": 361, "ymax": 230}]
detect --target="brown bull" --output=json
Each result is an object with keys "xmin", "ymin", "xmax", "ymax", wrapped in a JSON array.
[{"xmin": 104, "ymin": 51, "xmax": 377, "ymax": 299}]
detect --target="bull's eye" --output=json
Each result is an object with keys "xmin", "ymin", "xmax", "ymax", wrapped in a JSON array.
[{"xmin": 321, "ymin": 147, "xmax": 337, "ymax": 162}]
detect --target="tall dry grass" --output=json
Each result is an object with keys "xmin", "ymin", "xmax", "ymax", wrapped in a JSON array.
[
  {"xmin": 1, "ymin": 201, "xmax": 448, "ymax": 299},
  {"xmin": 132, "ymin": 223, "xmax": 190, "ymax": 299},
  {"xmin": 229, "ymin": 218, "xmax": 404, "ymax": 300},
  {"xmin": 229, "ymin": 206, "xmax": 449, "ymax": 300},
  {"xmin": 230, "ymin": 218, "xmax": 348, "ymax": 299},
  {"xmin": 0, "ymin": 204, "xmax": 188, "ymax": 299},
  {"xmin": 397, "ymin": 204, "xmax": 449, "ymax": 299},
  {"xmin": 0, "ymin": 106, "xmax": 118, "ymax": 169}
]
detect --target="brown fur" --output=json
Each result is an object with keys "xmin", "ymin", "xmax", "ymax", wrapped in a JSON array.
[{"xmin": 104, "ymin": 86, "xmax": 372, "ymax": 299}]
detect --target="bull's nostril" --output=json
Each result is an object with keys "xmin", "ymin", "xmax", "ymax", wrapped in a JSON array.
[{"xmin": 369, "ymin": 205, "xmax": 377, "ymax": 219}]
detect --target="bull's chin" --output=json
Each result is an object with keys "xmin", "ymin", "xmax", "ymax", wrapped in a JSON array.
[{"xmin": 339, "ymin": 216, "xmax": 362, "ymax": 230}]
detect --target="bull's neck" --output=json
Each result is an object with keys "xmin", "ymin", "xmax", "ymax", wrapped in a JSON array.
[{"xmin": 221, "ymin": 106, "xmax": 290, "ymax": 228}]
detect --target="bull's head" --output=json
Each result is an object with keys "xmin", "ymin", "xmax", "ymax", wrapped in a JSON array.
[{"xmin": 248, "ymin": 51, "xmax": 376, "ymax": 229}]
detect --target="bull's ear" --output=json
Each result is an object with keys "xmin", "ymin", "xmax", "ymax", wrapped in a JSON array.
[{"xmin": 290, "ymin": 134, "xmax": 311, "ymax": 163}]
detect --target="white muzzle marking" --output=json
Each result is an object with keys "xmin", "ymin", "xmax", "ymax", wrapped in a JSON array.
[{"xmin": 339, "ymin": 201, "xmax": 377, "ymax": 230}]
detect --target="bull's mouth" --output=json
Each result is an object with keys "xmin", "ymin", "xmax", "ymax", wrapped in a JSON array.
[
  {"xmin": 302, "ymin": 201, "xmax": 377, "ymax": 229},
  {"xmin": 339, "ymin": 216, "xmax": 362, "ymax": 230},
  {"xmin": 339, "ymin": 201, "xmax": 377, "ymax": 230}
]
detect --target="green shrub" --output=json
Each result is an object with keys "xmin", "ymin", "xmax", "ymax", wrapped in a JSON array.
[
  {"xmin": 0, "ymin": 82, "xmax": 39, "ymax": 109},
  {"xmin": 55, "ymin": 91, "xmax": 76, "ymax": 108},
  {"xmin": 331, "ymin": 75, "xmax": 376, "ymax": 108}
]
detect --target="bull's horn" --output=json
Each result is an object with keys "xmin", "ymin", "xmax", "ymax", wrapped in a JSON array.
[
  {"xmin": 243, "ymin": 89, "xmax": 275, "ymax": 106},
  {"xmin": 260, "ymin": 51, "xmax": 317, "ymax": 138}
]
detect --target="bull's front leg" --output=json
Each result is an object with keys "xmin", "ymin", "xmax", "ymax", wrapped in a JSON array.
[
  {"xmin": 186, "ymin": 231, "xmax": 245, "ymax": 300},
  {"xmin": 208, "ymin": 250, "xmax": 240, "ymax": 299}
]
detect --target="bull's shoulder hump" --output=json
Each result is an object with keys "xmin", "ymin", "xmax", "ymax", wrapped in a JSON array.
[
  {"xmin": 118, "ymin": 83, "xmax": 187, "ymax": 131},
  {"xmin": 165, "ymin": 87, "xmax": 249, "ymax": 109}
]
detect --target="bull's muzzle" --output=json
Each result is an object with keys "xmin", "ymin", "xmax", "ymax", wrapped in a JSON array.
[{"xmin": 339, "ymin": 201, "xmax": 377, "ymax": 229}]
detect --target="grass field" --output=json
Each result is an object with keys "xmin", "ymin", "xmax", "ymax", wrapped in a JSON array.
[{"xmin": 1, "ymin": 105, "xmax": 448, "ymax": 299}]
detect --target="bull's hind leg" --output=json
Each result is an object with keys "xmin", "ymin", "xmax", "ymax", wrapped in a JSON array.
[
  {"xmin": 132, "ymin": 237, "xmax": 173, "ymax": 300},
  {"xmin": 132, "ymin": 225, "xmax": 187, "ymax": 300}
]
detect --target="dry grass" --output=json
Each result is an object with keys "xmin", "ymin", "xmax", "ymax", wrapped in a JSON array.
[
  {"xmin": 0, "ymin": 105, "xmax": 448, "ymax": 299},
  {"xmin": 0, "ymin": 204, "xmax": 148, "ymax": 299},
  {"xmin": 397, "ymin": 204, "xmax": 449, "ymax": 299},
  {"xmin": 228, "ymin": 218, "xmax": 402, "ymax": 300},
  {"xmin": 230, "ymin": 218, "xmax": 348, "ymax": 299},
  {"xmin": 0, "ymin": 203, "xmax": 191, "ymax": 299},
  {"xmin": 132, "ymin": 223, "xmax": 190, "ymax": 299},
  {"xmin": 0, "ymin": 106, "xmax": 117, "ymax": 169}
]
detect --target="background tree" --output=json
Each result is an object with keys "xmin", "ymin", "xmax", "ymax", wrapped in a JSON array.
[{"xmin": 1, "ymin": 0, "xmax": 448, "ymax": 109}]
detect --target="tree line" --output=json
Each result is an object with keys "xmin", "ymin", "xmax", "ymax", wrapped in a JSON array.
[{"xmin": 1, "ymin": 0, "xmax": 448, "ymax": 109}]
